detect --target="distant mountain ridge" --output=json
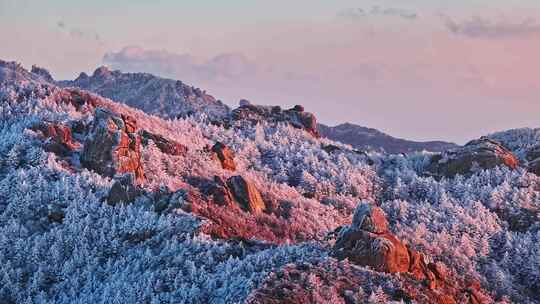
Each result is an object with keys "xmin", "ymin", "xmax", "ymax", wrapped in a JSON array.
[
  {"xmin": 318, "ymin": 122, "xmax": 458, "ymax": 154},
  {"xmin": 46, "ymin": 64, "xmax": 457, "ymax": 154},
  {"xmin": 58, "ymin": 66, "xmax": 231, "ymax": 121}
]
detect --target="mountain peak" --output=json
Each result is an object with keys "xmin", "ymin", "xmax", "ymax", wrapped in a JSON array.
[
  {"xmin": 59, "ymin": 67, "xmax": 231, "ymax": 121},
  {"xmin": 31, "ymin": 65, "xmax": 55, "ymax": 83},
  {"xmin": 92, "ymin": 66, "xmax": 112, "ymax": 78}
]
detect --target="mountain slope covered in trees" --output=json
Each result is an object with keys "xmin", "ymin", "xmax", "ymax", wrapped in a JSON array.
[{"xmin": 1, "ymin": 60, "xmax": 539, "ymax": 303}]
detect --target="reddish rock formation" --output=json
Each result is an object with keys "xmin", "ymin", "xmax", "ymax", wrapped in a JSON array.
[
  {"xmin": 332, "ymin": 202, "xmax": 492, "ymax": 304},
  {"xmin": 286, "ymin": 106, "xmax": 319, "ymax": 138},
  {"xmin": 33, "ymin": 122, "xmax": 80, "ymax": 155},
  {"xmin": 333, "ymin": 203, "xmax": 409, "ymax": 273},
  {"xmin": 227, "ymin": 176, "xmax": 266, "ymax": 214},
  {"xmin": 107, "ymin": 173, "xmax": 140, "ymax": 205},
  {"xmin": 81, "ymin": 107, "xmax": 145, "ymax": 183},
  {"xmin": 207, "ymin": 176, "xmax": 235, "ymax": 206},
  {"xmin": 211, "ymin": 142, "xmax": 236, "ymax": 171},
  {"xmin": 232, "ymin": 103, "xmax": 320, "ymax": 138},
  {"xmin": 54, "ymin": 88, "xmax": 102, "ymax": 112},
  {"xmin": 140, "ymin": 130, "xmax": 188, "ymax": 156},
  {"xmin": 426, "ymin": 137, "xmax": 519, "ymax": 178}
]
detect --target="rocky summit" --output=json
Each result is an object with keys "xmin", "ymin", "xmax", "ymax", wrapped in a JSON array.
[
  {"xmin": 0, "ymin": 60, "xmax": 539, "ymax": 304},
  {"xmin": 59, "ymin": 66, "xmax": 232, "ymax": 121},
  {"xmin": 426, "ymin": 137, "xmax": 519, "ymax": 178},
  {"xmin": 231, "ymin": 102, "xmax": 321, "ymax": 138}
]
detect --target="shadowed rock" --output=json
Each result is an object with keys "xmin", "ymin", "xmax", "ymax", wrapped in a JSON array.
[
  {"xmin": 321, "ymin": 144, "xmax": 341, "ymax": 154},
  {"xmin": 81, "ymin": 107, "xmax": 145, "ymax": 183},
  {"xmin": 208, "ymin": 176, "xmax": 235, "ymax": 206},
  {"xmin": 227, "ymin": 176, "xmax": 266, "ymax": 214},
  {"xmin": 107, "ymin": 173, "xmax": 140, "ymax": 205},
  {"xmin": 426, "ymin": 137, "xmax": 519, "ymax": 178}
]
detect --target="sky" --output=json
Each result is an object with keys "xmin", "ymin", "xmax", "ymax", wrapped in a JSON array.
[{"xmin": 1, "ymin": 0, "xmax": 539, "ymax": 144}]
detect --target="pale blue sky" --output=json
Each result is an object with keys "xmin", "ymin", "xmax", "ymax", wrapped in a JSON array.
[{"xmin": 1, "ymin": 0, "xmax": 539, "ymax": 143}]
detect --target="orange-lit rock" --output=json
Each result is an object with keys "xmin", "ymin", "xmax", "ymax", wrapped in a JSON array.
[{"xmin": 211, "ymin": 142, "xmax": 236, "ymax": 171}]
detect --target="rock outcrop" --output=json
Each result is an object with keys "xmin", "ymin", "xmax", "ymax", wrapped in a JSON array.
[
  {"xmin": 426, "ymin": 137, "xmax": 519, "ymax": 178},
  {"xmin": 332, "ymin": 202, "xmax": 491, "ymax": 303},
  {"xmin": 141, "ymin": 130, "xmax": 188, "ymax": 156},
  {"xmin": 33, "ymin": 122, "xmax": 80, "ymax": 155},
  {"xmin": 333, "ymin": 203, "xmax": 410, "ymax": 273},
  {"xmin": 232, "ymin": 103, "xmax": 320, "ymax": 138},
  {"xmin": 211, "ymin": 142, "xmax": 236, "ymax": 171},
  {"xmin": 207, "ymin": 176, "xmax": 235, "ymax": 206},
  {"xmin": 227, "ymin": 176, "xmax": 266, "ymax": 214},
  {"xmin": 81, "ymin": 107, "xmax": 145, "ymax": 183},
  {"xmin": 107, "ymin": 173, "xmax": 141, "ymax": 205},
  {"xmin": 51, "ymin": 88, "xmax": 103, "ymax": 115}
]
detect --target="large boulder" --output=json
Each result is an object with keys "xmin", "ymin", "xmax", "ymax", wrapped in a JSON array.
[
  {"xmin": 141, "ymin": 130, "xmax": 188, "ymax": 156},
  {"xmin": 231, "ymin": 103, "xmax": 320, "ymax": 138},
  {"xmin": 333, "ymin": 203, "xmax": 410, "ymax": 273},
  {"xmin": 426, "ymin": 137, "xmax": 519, "ymax": 178},
  {"xmin": 332, "ymin": 202, "xmax": 492, "ymax": 303},
  {"xmin": 107, "ymin": 173, "xmax": 140, "ymax": 205},
  {"xmin": 211, "ymin": 142, "xmax": 236, "ymax": 171},
  {"xmin": 226, "ymin": 176, "xmax": 266, "ymax": 214},
  {"xmin": 81, "ymin": 107, "xmax": 145, "ymax": 183},
  {"xmin": 207, "ymin": 176, "xmax": 235, "ymax": 206}
]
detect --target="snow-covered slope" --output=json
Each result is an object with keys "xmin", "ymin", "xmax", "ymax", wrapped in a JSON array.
[{"xmin": 1, "ymin": 60, "xmax": 539, "ymax": 303}]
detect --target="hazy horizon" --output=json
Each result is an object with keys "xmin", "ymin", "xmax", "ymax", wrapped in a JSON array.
[{"xmin": 2, "ymin": 0, "xmax": 539, "ymax": 144}]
